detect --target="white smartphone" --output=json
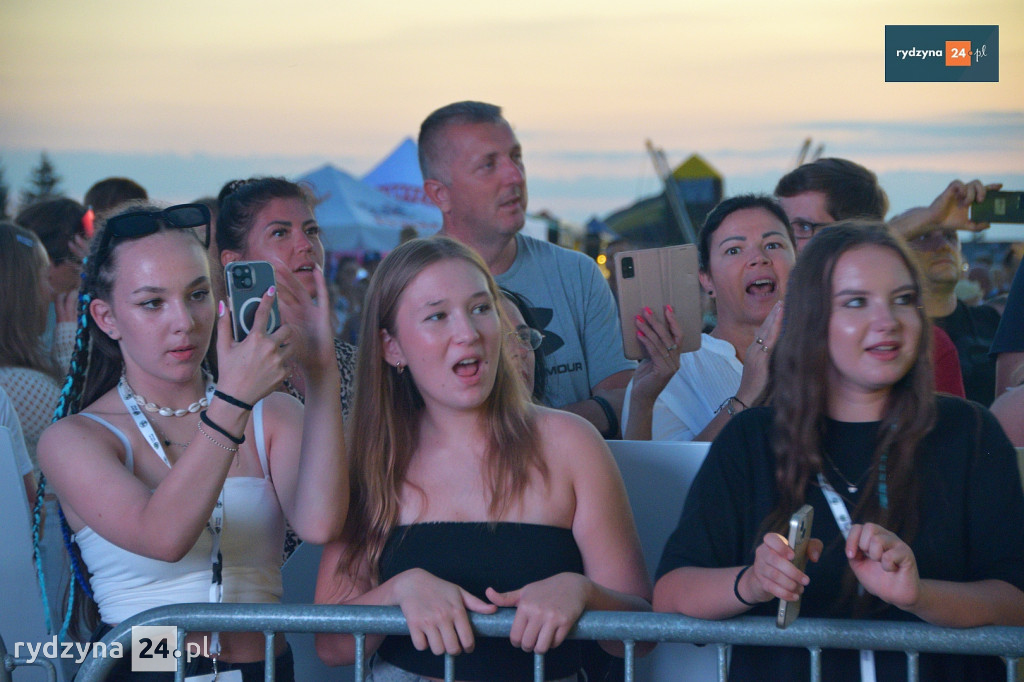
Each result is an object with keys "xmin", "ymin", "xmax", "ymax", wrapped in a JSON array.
[{"xmin": 776, "ymin": 504, "xmax": 814, "ymax": 629}]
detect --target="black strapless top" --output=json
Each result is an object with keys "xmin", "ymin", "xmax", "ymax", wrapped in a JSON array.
[{"xmin": 377, "ymin": 522, "xmax": 585, "ymax": 681}]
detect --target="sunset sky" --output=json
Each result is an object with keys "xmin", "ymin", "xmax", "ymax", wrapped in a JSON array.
[{"xmin": 2, "ymin": 0, "xmax": 1022, "ymax": 230}]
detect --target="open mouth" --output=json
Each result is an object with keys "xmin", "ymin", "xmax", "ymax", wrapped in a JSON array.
[
  {"xmin": 866, "ymin": 343, "xmax": 900, "ymax": 360},
  {"xmin": 746, "ymin": 278, "xmax": 777, "ymax": 296},
  {"xmin": 453, "ymin": 358, "xmax": 481, "ymax": 377}
]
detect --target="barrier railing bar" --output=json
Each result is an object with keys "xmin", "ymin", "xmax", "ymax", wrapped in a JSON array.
[
  {"xmin": 716, "ymin": 643, "xmax": 728, "ymax": 682},
  {"xmin": 532, "ymin": 651, "xmax": 543, "ymax": 682},
  {"xmin": 1008, "ymin": 656, "xmax": 1019, "ymax": 682},
  {"xmin": 73, "ymin": 604, "xmax": 1024, "ymax": 681},
  {"xmin": 175, "ymin": 626, "xmax": 186, "ymax": 682},
  {"xmin": 444, "ymin": 651, "xmax": 454, "ymax": 682},
  {"xmin": 353, "ymin": 632, "xmax": 366, "ymax": 680},
  {"xmin": 623, "ymin": 639, "xmax": 635, "ymax": 682},
  {"xmin": 809, "ymin": 645, "xmax": 821, "ymax": 682},
  {"xmin": 907, "ymin": 649, "xmax": 919, "ymax": 682},
  {"xmin": 1, "ymin": 634, "xmax": 58, "ymax": 682},
  {"xmin": 263, "ymin": 630, "xmax": 275, "ymax": 682}
]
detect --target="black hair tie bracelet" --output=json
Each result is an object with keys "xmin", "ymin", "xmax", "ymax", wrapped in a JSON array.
[
  {"xmin": 200, "ymin": 410, "xmax": 245, "ymax": 445},
  {"xmin": 213, "ymin": 389, "xmax": 254, "ymax": 411}
]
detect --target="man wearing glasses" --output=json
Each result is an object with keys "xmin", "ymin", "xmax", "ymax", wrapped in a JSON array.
[
  {"xmin": 889, "ymin": 179, "xmax": 1003, "ymax": 405},
  {"xmin": 774, "ymin": 157, "xmax": 889, "ymax": 253}
]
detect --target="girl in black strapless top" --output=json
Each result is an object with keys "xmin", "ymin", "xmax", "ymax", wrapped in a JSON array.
[{"xmin": 314, "ymin": 236, "xmax": 652, "ymax": 681}]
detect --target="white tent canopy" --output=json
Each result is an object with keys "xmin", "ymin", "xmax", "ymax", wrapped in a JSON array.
[
  {"xmin": 298, "ymin": 164, "xmax": 440, "ymax": 252},
  {"xmin": 362, "ymin": 137, "xmax": 440, "ymax": 212}
]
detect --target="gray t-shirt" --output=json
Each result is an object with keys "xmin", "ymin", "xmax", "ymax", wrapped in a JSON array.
[{"xmin": 496, "ymin": 233, "xmax": 635, "ymax": 408}]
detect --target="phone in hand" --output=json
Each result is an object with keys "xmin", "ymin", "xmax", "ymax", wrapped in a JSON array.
[
  {"xmin": 968, "ymin": 190, "xmax": 1024, "ymax": 224},
  {"xmin": 776, "ymin": 504, "xmax": 814, "ymax": 629},
  {"xmin": 225, "ymin": 260, "xmax": 281, "ymax": 342},
  {"xmin": 614, "ymin": 245, "xmax": 703, "ymax": 360}
]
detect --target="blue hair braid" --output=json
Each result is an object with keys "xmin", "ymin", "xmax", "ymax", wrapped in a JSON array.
[
  {"xmin": 30, "ymin": 474, "xmax": 54, "ymax": 633},
  {"xmin": 32, "ymin": 287, "xmax": 96, "ymax": 638}
]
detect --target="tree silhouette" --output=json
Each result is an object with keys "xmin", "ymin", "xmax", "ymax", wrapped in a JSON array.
[
  {"xmin": 19, "ymin": 152, "xmax": 64, "ymax": 206},
  {"xmin": 0, "ymin": 157, "xmax": 9, "ymax": 219}
]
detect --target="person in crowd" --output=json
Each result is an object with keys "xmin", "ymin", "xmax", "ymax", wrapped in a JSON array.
[
  {"xmin": 0, "ymin": 222, "xmax": 77, "ymax": 641},
  {"xmin": 36, "ymin": 202, "xmax": 348, "ymax": 681},
  {"xmin": 654, "ymin": 222, "xmax": 1024, "ymax": 681},
  {"xmin": 192, "ymin": 195, "xmax": 225, "ymax": 302},
  {"xmin": 84, "ymin": 177, "xmax": 148, "ymax": 218},
  {"xmin": 775, "ymin": 157, "xmax": 966, "ymax": 398},
  {"xmin": 331, "ymin": 255, "xmax": 364, "ymax": 346},
  {"xmin": 1, "ymin": 385, "xmax": 37, "ymax": 504},
  {"xmin": 499, "ymin": 289, "xmax": 548, "ymax": 404},
  {"xmin": 889, "ymin": 180, "xmax": 1003, "ymax": 405},
  {"xmin": 990, "ymin": 260, "xmax": 1024, "ymax": 397},
  {"xmin": 0, "ymin": 222, "xmax": 74, "ymax": 466},
  {"xmin": 991, "ymin": 381, "xmax": 1024, "ymax": 447},
  {"xmin": 15, "ymin": 198, "xmax": 90, "ymax": 325},
  {"xmin": 314, "ymin": 237, "xmax": 651, "ymax": 680},
  {"xmin": 620, "ymin": 195, "xmax": 794, "ymax": 442},
  {"xmin": 419, "ymin": 101, "xmax": 635, "ymax": 439},
  {"xmin": 216, "ymin": 177, "xmax": 356, "ymax": 417},
  {"xmin": 775, "ymin": 158, "xmax": 888, "ymax": 254}
]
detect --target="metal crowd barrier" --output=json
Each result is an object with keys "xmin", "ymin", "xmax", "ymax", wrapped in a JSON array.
[
  {"xmin": 1, "ymin": 633, "xmax": 58, "ymax": 682},
  {"xmin": 72, "ymin": 603, "xmax": 1024, "ymax": 682}
]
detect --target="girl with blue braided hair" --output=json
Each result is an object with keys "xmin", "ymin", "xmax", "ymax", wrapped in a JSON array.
[{"xmin": 35, "ymin": 201, "xmax": 348, "ymax": 681}]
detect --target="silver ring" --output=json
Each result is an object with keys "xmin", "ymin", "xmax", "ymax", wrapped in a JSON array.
[
  {"xmin": 755, "ymin": 337, "xmax": 765, "ymax": 345},
  {"xmin": 761, "ymin": 345, "xmax": 770, "ymax": 353},
  {"xmin": 667, "ymin": 344, "xmax": 678, "ymax": 351}
]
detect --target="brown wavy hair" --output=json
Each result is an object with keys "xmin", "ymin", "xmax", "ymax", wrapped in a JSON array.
[
  {"xmin": 763, "ymin": 221, "xmax": 935, "ymax": 610},
  {"xmin": 0, "ymin": 223, "xmax": 58, "ymax": 377},
  {"xmin": 339, "ymin": 236, "xmax": 543, "ymax": 582}
]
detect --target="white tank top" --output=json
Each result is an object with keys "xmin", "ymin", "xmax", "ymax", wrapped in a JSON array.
[{"xmin": 74, "ymin": 401, "xmax": 286, "ymax": 625}]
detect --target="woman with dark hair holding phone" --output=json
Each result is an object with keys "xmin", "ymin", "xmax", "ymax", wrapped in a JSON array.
[
  {"xmin": 654, "ymin": 223, "xmax": 1024, "ymax": 681},
  {"xmin": 314, "ymin": 237, "xmax": 651, "ymax": 681},
  {"xmin": 216, "ymin": 177, "xmax": 356, "ymax": 417},
  {"xmin": 620, "ymin": 194, "xmax": 796, "ymax": 442},
  {"xmin": 35, "ymin": 202, "xmax": 347, "ymax": 681}
]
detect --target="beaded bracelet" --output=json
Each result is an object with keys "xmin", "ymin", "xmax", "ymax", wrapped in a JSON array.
[
  {"xmin": 733, "ymin": 565, "xmax": 756, "ymax": 606},
  {"xmin": 200, "ymin": 410, "xmax": 245, "ymax": 445},
  {"xmin": 197, "ymin": 421, "xmax": 240, "ymax": 453},
  {"xmin": 213, "ymin": 389, "xmax": 254, "ymax": 411}
]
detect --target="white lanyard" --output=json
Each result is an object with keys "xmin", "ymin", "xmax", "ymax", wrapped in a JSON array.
[
  {"xmin": 817, "ymin": 473, "xmax": 877, "ymax": 682},
  {"xmin": 118, "ymin": 378, "xmax": 225, "ymax": 657}
]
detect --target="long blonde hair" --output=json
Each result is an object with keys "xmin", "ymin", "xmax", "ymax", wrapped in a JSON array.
[{"xmin": 341, "ymin": 236, "xmax": 544, "ymax": 579}]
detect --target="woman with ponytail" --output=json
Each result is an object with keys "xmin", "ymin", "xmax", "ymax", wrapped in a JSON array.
[
  {"xmin": 36, "ymin": 202, "xmax": 348, "ymax": 681},
  {"xmin": 654, "ymin": 222, "xmax": 1024, "ymax": 681}
]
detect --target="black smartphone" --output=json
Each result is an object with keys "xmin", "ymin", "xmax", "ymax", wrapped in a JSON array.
[
  {"xmin": 776, "ymin": 504, "xmax": 814, "ymax": 629},
  {"xmin": 225, "ymin": 260, "xmax": 281, "ymax": 342},
  {"xmin": 969, "ymin": 190, "xmax": 1024, "ymax": 224}
]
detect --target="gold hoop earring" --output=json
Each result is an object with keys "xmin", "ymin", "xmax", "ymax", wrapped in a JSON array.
[{"xmin": 396, "ymin": 362, "xmax": 405, "ymax": 375}]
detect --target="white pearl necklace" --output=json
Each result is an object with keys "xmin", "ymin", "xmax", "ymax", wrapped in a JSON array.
[{"xmin": 120, "ymin": 375, "xmax": 210, "ymax": 417}]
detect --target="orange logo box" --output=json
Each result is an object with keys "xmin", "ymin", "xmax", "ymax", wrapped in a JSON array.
[{"xmin": 946, "ymin": 41, "xmax": 972, "ymax": 66}]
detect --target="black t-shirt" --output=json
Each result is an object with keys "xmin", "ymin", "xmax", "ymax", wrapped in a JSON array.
[
  {"xmin": 657, "ymin": 396, "xmax": 1024, "ymax": 682},
  {"xmin": 934, "ymin": 300, "xmax": 1001, "ymax": 405}
]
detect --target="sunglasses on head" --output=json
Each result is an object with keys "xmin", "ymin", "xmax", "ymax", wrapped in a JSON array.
[{"xmin": 102, "ymin": 204, "xmax": 211, "ymax": 250}]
